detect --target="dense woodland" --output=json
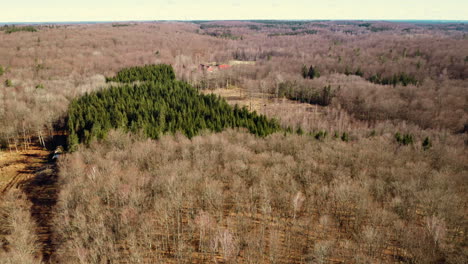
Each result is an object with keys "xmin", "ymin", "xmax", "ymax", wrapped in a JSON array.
[
  {"xmin": 67, "ymin": 64, "xmax": 279, "ymax": 150},
  {"xmin": 105, "ymin": 64, "xmax": 176, "ymax": 83},
  {"xmin": 51, "ymin": 130, "xmax": 466, "ymax": 263},
  {"xmin": 0, "ymin": 20, "xmax": 466, "ymax": 148},
  {"xmin": 0, "ymin": 25, "xmax": 38, "ymax": 34},
  {"xmin": 0, "ymin": 20, "xmax": 467, "ymax": 263}
]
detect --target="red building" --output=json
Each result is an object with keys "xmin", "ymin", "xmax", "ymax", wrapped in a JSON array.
[
  {"xmin": 218, "ymin": 64, "xmax": 231, "ymax": 70},
  {"xmin": 199, "ymin": 63, "xmax": 231, "ymax": 72}
]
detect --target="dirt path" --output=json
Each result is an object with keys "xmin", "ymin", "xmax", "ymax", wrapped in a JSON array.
[
  {"xmin": 0, "ymin": 145, "xmax": 49, "ymax": 193},
  {"xmin": 0, "ymin": 142, "xmax": 58, "ymax": 262}
]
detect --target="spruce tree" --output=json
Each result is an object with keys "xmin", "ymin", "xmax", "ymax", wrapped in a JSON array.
[
  {"xmin": 302, "ymin": 65, "xmax": 308, "ymax": 79},
  {"xmin": 422, "ymin": 137, "xmax": 432, "ymax": 150},
  {"xmin": 308, "ymin": 66, "xmax": 315, "ymax": 79},
  {"xmin": 66, "ymin": 64, "xmax": 280, "ymax": 151}
]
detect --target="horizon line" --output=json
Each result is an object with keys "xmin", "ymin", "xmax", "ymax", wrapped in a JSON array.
[{"xmin": 1, "ymin": 19, "xmax": 467, "ymax": 25}]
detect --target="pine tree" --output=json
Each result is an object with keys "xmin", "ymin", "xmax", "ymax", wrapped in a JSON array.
[
  {"xmin": 301, "ymin": 65, "xmax": 308, "ymax": 79},
  {"xmin": 296, "ymin": 127, "xmax": 304, "ymax": 135},
  {"xmin": 422, "ymin": 137, "xmax": 432, "ymax": 150},
  {"xmin": 307, "ymin": 66, "xmax": 315, "ymax": 79},
  {"xmin": 66, "ymin": 64, "xmax": 280, "ymax": 151},
  {"xmin": 341, "ymin": 132, "xmax": 349, "ymax": 142}
]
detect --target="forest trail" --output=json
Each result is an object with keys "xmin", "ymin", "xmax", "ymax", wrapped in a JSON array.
[
  {"xmin": 0, "ymin": 143, "xmax": 50, "ymax": 193},
  {"xmin": 0, "ymin": 141, "xmax": 58, "ymax": 262}
]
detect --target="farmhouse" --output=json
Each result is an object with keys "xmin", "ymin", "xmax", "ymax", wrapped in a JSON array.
[{"xmin": 199, "ymin": 63, "xmax": 231, "ymax": 73}]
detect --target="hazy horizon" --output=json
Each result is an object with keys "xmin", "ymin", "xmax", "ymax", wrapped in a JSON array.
[
  {"xmin": 2, "ymin": 0, "xmax": 467, "ymax": 23},
  {"xmin": 1, "ymin": 19, "xmax": 467, "ymax": 25}
]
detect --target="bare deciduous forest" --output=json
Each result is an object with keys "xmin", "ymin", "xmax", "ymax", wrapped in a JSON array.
[{"xmin": 0, "ymin": 20, "xmax": 467, "ymax": 263}]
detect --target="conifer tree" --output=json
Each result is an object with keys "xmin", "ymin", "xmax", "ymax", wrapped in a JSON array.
[
  {"xmin": 422, "ymin": 137, "xmax": 432, "ymax": 150},
  {"xmin": 66, "ymin": 64, "xmax": 280, "ymax": 151},
  {"xmin": 308, "ymin": 66, "xmax": 316, "ymax": 79},
  {"xmin": 302, "ymin": 65, "xmax": 308, "ymax": 79}
]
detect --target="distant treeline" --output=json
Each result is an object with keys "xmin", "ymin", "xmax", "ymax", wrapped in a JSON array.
[
  {"xmin": 368, "ymin": 72, "xmax": 419, "ymax": 86},
  {"xmin": 111, "ymin": 24, "xmax": 131, "ymax": 27},
  {"xmin": 300, "ymin": 63, "xmax": 419, "ymax": 87},
  {"xmin": 67, "ymin": 65, "xmax": 280, "ymax": 150},
  {"xmin": 344, "ymin": 67, "xmax": 419, "ymax": 86},
  {"xmin": 268, "ymin": 30, "xmax": 318, "ymax": 37},
  {"xmin": 1, "ymin": 25, "xmax": 37, "ymax": 34},
  {"xmin": 278, "ymin": 81, "xmax": 335, "ymax": 106},
  {"xmin": 204, "ymin": 30, "xmax": 242, "ymax": 40},
  {"xmin": 249, "ymin": 20, "xmax": 313, "ymax": 26}
]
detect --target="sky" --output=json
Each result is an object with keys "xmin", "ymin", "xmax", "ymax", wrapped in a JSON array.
[{"xmin": 1, "ymin": 0, "xmax": 467, "ymax": 22}]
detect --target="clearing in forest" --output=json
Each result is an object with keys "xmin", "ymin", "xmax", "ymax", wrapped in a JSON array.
[
  {"xmin": 0, "ymin": 141, "xmax": 58, "ymax": 261},
  {"xmin": 0, "ymin": 144, "xmax": 49, "ymax": 193}
]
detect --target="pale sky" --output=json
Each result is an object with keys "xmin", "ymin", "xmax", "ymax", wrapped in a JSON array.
[{"xmin": 1, "ymin": 0, "xmax": 467, "ymax": 22}]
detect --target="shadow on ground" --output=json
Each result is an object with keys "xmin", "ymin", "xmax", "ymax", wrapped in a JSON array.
[{"xmin": 19, "ymin": 153, "xmax": 59, "ymax": 262}]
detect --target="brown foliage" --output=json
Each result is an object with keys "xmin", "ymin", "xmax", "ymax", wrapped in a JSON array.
[
  {"xmin": 1, "ymin": 21, "xmax": 467, "ymax": 149},
  {"xmin": 0, "ymin": 189, "xmax": 42, "ymax": 264},
  {"xmin": 52, "ymin": 130, "xmax": 467, "ymax": 263},
  {"xmin": 0, "ymin": 21, "xmax": 466, "ymax": 263}
]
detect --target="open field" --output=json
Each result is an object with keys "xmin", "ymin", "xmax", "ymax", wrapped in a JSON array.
[{"xmin": 203, "ymin": 86, "xmax": 366, "ymax": 133}]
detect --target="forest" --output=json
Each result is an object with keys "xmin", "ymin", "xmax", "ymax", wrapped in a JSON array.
[
  {"xmin": 48, "ymin": 129, "xmax": 466, "ymax": 263},
  {"xmin": 1, "ymin": 25, "xmax": 38, "ymax": 34},
  {"xmin": 104, "ymin": 64, "xmax": 176, "ymax": 83},
  {"xmin": 0, "ymin": 20, "xmax": 466, "ymax": 264},
  {"xmin": 67, "ymin": 64, "xmax": 280, "ymax": 150}
]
